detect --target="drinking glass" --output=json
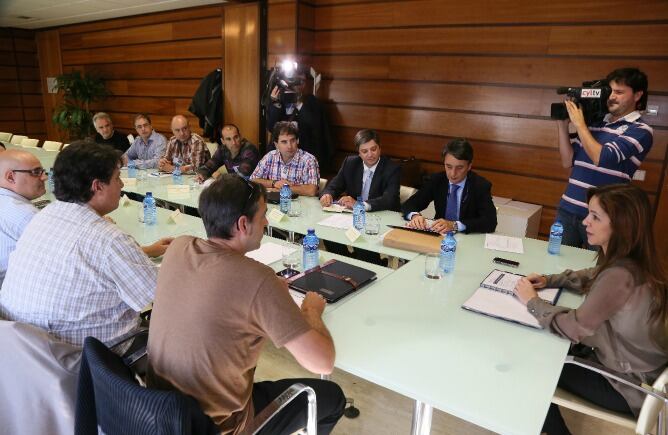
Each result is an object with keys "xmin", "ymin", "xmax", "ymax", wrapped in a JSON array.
[
  {"xmin": 364, "ymin": 215, "xmax": 380, "ymax": 235},
  {"xmin": 287, "ymin": 199, "xmax": 302, "ymax": 217},
  {"xmin": 424, "ymin": 253, "xmax": 442, "ymax": 279},
  {"xmin": 282, "ymin": 243, "xmax": 301, "ymax": 269}
]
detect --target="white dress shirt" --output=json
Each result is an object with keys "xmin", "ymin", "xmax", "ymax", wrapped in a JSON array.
[
  {"xmin": 0, "ymin": 200, "xmax": 157, "ymax": 347},
  {"xmin": 0, "ymin": 187, "xmax": 38, "ymax": 286}
]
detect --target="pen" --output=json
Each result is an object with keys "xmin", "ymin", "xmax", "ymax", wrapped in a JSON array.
[{"xmin": 493, "ymin": 273, "xmax": 504, "ymax": 285}]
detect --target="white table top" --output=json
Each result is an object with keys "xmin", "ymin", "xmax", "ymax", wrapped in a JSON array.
[{"xmin": 324, "ymin": 233, "xmax": 596, "ymax": 435}]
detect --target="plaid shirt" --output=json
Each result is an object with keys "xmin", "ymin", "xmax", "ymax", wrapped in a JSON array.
[
  {"xmin": 0, "ymin": 188, "xmax": 37, "ymax": 286},
  {"xmin": 162, "ymin": 133, "xmax": 210, "ymax": 170},
  {"xmin": 250, "ymin": 149, "xmax": 319, "ymax": 185},
  {"xmin": 0, "ymin": 201, "xmax": 157, "ymax": 347}
]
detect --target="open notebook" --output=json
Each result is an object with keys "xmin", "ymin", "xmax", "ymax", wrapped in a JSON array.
[{"xmin": 462, "ymin": 269, "xmax": 561, "ymax": 329}]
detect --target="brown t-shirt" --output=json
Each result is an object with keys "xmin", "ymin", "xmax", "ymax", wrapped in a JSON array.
[{"xmin": 146, "ymin": 236, "xmax": 311, "ymax": 434}]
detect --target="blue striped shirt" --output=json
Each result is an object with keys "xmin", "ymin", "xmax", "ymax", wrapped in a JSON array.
[
  {"xmin": 559, "ymin": 111, "xmax": 653, "ymax": 217},
  {"xmin": 0, "ymin": 188, "xmax": 37, "ymax": 286}
]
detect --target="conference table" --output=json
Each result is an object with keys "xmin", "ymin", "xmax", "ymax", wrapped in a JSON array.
[
  {"xmin": 13, "ymin": 141, "xmax": 597, "ymax": 434},
  {"xmin": 324, "ymin": 234, "xmax": 595, "ymax": 435}
]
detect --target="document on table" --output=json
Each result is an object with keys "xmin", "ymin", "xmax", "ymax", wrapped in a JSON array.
[
  {"xmin": 149, "ymin": 171, "xmax": 173, "ymax": 178},
  {"xmin": 322, "ymin": 204, "xmax": 352, "ymax": 213},
  {"xmin": 484, "ymin": 234, "xmax": 524, "ymax": 254},
  {"xmin": 246, "ymin": 242, "xmax": 289, "ymax": 265},
  {"xmin": 317, "ymin": 214, "xmax": 353, "ymax": 229}
]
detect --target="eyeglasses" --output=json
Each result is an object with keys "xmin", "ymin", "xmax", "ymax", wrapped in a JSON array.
[
  {"xmin": 12, "ymin": 167, "xmax": 46, "ymax": 177},
  {"xmin": 236, "ymin": 176, "xmax": 257, "ymax": 230}
]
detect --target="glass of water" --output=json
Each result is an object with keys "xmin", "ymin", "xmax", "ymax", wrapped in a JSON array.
[
  {"xmin": 364, "ymin": 215, "xmax": 380, "ymax": 236},
  {"xmin": 424, "ymin": 253, "xmax": 442, "ymax": 279},
  {"xmin": 287, "ymin": 199, "xmax": 301, "ymax": 217},
  {"xmin": 137, "ymin": 169, "xmax": 147, "ymax": 183},
  {"xmin": 282, "ymin": 243, "xmax": 301, "ymax": 269}
]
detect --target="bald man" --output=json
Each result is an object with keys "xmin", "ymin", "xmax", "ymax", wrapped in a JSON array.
[
  {"xmin": 159, "ymin": 115, "xmax": 210, "ymax": 173},
  {"xmin": 0, "ymin": 149, "xmax": 47, "ymax": 285}
]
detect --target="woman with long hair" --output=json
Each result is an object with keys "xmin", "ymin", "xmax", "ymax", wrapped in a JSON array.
[{"xmin": 514, "ymin": 183, "xmax": 668, "ymax": 434}]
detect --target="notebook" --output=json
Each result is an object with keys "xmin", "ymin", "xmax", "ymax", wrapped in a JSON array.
[
  {"xmin": 462, "ymin": 269, "xmax": 562, "ymax": 329},
  {"xmin": 287, "ymin": 259, "xmax": 377, "ymax": 303}
]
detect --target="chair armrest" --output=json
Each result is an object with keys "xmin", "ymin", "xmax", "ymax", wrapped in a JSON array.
[
  {"xmin": 565, "ymin": 356, "xmax": 668, "ymax": 403},
  {"xmin": 242, "ymin": 383, "xmax": 317, "ymax": 435}
]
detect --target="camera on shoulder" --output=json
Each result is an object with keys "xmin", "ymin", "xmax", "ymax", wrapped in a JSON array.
[
  {"xmin": 550, "ymin": 79, "xmax": 611, "ymax": 125},
  {"xmin": 262, "ymin": 60, "xmax": 306, "ymax": 109}
]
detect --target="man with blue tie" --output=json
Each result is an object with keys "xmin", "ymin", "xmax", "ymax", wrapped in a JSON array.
[
  {"xmin": 320, "ymin": 129, "xmax": 400, "ymax": 211},
  {"xmin": 402, "ymin": 138, "xmax": 497, "ymax": 234}
]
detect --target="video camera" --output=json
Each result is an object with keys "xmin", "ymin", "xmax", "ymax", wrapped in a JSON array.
[
  {"xmin": 550, "ymin": 79, "xmax": 611, "ymax": 125},
  {"xmin": 262, "ymin": 60, "xmax": 305, "ymax": 109}
]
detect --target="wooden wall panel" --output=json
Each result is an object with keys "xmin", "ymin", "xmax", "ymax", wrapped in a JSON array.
[
  {"xmin": 224, "ymin": 3, "xmax": 261, "ymax": 145},
  {"xmin": 0, "ymin": 28, "xmax": 46, "ymax": 141},
  {"xmin": 297, "ymin": 0, "xmax": 668, "ymax": 247},
  {"xmin": 314, "ymin": 0, "xmax": 668, "ymax": 28},
  {"xmin": 36, "ymin": 5, "xmax": 224, "ymax": 141}
]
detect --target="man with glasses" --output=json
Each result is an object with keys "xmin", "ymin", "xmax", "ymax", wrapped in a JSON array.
[
  {"xmin": 122, "ymin": 113, "xmax": 166, "ymax": 169},
  {"xmin": 0, "ymin": 149, "xmax": 47, "ymax": 285},
  {"xmin": 0, "ymin": 140, "xmax": 172, "ymax": 351},
  {"xmin": 147, "ymin": 174, "xmax": 345, "ymax": 434}
]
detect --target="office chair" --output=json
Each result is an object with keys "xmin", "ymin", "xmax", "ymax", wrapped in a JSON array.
[
  {"xmin": 9, "ymin": 134, "xmax": 27, "ymax": 145},
  {"xmin": 399, "ymin": 185, "xmax": 416, "ymax": 204},
  {"xmin": 43, "ymin": 140, "xmax": 63, "ymax": 151},
  {"xmin": 319, "ymin": 178, "xmax": 328, "ymax": 193},
  {"xmin": 0, "ymin": 132, "xmax": 12, "ymax": 142},
  {"xmin": 75, "ymin": 336, "xmax": 318, "ymax": 435},
  {"xmin": 21, "ymin": 137, "xmax": 40, "ymax": 148},
  {"xmin": 552, "ymin": 356, "xmax": 668, "ymax": 435}
]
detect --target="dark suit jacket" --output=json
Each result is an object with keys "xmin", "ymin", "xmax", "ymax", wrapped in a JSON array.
[
  {"xmin": 321, "ymin": 155, "xmax": 401, "ymax": 212},
  {"xmin": 401, "ymin": 170, "xmax": 497, "ymax": 234}
]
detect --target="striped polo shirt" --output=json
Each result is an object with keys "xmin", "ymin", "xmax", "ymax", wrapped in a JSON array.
[{"xmin": 559, "ymin": 111, "xmax": 653, "ymax": 217}]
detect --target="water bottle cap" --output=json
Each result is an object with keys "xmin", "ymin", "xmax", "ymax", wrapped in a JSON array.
[
  {"xmin": 307, "ymin": 228, "xmax": 315, "ymax": 234},
  {"xmin": 146, "ymin": 192, "xmax": 152, "ymax": 196}
]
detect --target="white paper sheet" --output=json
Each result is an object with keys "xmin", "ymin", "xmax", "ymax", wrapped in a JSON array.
[
  {"xmin": 246, "ymin": 242, "xmax": 292, "ymax": 265},
  {"xmin": 317, "ymin": 214, "xmax": 353, "ymax": 230},
  {"xmin": 484, "ymin": 234, "xmax": 524, "ymax": 254},
  {"xmin": 322, "ymin": 204, "xmax": 352, "ymax": 213}
]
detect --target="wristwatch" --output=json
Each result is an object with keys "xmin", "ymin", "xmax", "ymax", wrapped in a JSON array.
[
  {"xmin": 452, "ymin": 221, "xmax": 459, "ymax": 233},
  {"xmin": 271, "ymin": 180, "xmax": 277, "ymax": 188}
]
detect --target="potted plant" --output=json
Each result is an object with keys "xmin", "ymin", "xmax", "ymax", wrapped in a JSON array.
[{"xmin": 52, "ymin": 71, "xmax": 109, "ymax": 140}]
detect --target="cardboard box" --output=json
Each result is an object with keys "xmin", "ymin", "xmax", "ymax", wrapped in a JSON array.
[{"xmin": 496, "ymin": 201, "xmax": 542, "ymax": 239}]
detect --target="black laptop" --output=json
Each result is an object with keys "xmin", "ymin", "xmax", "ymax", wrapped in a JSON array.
[
  {"xmin": 288, "ymin": 259, "xmax": 377, "ymax": 303},
  {"xmin": 266, "ymin": 191, "xmax": 299, "ymax": 204}
]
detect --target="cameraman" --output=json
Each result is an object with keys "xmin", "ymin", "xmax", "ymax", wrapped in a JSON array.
[
  {"xmin": 267, "ymin": 68, "xmax": 334, "ymax": 172},
  {"xmin": 556, "ymin": 68, "xmax": 653, "ymax": 249}
]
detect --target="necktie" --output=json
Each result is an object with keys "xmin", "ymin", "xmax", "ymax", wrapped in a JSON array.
[
  {"xmin": 361, "ymin": 170, "xmax": 374, "ymax": 202},
  {"xmin": 445, "ymin": 184, "xmax": 460, "ymax": 221}
]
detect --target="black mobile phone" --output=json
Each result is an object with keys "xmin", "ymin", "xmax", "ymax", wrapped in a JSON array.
[
  {"xmin": 493, "ymin": 257, "xmax": 520, "ymax": 268},
  {"xmin": 277, "ymin": 268, "xmax": 300, "ymax": 279}
]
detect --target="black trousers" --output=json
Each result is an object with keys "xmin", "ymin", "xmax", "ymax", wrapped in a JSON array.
[
  {"xmin": 252, "ymin": 378, "xmax": 346, "ymax": 435},
  {"xmin": 543, "ymin": 362, "xmax": 633, "ymax": 434}
]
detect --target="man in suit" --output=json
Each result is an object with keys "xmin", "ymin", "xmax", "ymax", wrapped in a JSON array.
[
  {"xmin": 320, "ymin": 129, "xmax": 400, "ymax": 211},
  {"xmin": 402, "ymin": 138, "xmax": 497, "ymax": 234}
]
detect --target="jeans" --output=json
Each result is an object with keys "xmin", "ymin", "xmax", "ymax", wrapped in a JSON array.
[
  {"xmin": 556, "ymin": 208, "xmax": 594, "ymax": 250},
  {"xmin": 252, "ymin": 378, "xmax": 346, "ymax": 435}
]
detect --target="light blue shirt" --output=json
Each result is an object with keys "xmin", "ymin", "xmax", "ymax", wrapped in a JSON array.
[
  {"xmin": 124, "ymin": 130, "xmax": 167, "ymax": 169},
  {"xmin": 0, "ymin": 187, "xmax": 38, "ymax": 286}
]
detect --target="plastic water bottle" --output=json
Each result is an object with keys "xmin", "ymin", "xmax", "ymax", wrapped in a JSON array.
[
  {"xmin": 353, "ymin": 196, "xmax": 366, "ymax": 231},
  {"xmin": 439, "ymin": 232, "xmax": 457, "ymax": 274},
  {"xmin": 302, "ymin": 228, "xmax": 320, "ymax": 270},
  {"xmin": 127, "ymin": 159, "xmax": 137, "ymax": 178},
  {"xmin": 47, "ymin": 169, "xmax": 55, "ymax": 193},
  {"xmin": 548, "ymin": 221, "xmax": 564, "ymax": 255},
  {"xmin": 279, "ymin": 183, "xmax": 292, "ymax": 214},
  {"xmin": 143, "ymin": 192, "xmax": 157, "ymax": 225},
  {"xmin": 172, "ymin": 157, "xmax": 182, "ymax": 184}
]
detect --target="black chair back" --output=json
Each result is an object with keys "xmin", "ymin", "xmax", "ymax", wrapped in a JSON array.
[{"xmin": 75, "ymin": 336, "xmax": 217, "ymax": 435}]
